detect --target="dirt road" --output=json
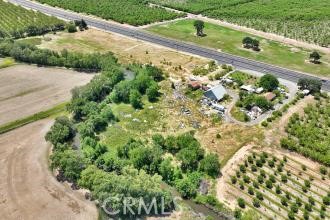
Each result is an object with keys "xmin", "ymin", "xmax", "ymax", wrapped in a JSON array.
[
  {"xmin": 0, "ymin": 119, "xmax": 98, "ymax": 220},
  {"xmin": 0, "ymin": 65, "xmax": 94, "ymax": 126}
]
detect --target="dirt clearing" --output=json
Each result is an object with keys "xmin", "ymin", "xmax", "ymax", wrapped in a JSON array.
[
  {"xmin": 0, "ymin": 119, "xmax": 98, "ymax": 220},
  {"xmin": 0, "ymin": 65, "xmax": 94, "ymax": 126}
]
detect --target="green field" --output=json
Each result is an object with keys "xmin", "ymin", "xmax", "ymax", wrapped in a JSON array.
[
  {"xmin": 0, "ymin": 0, "xmax": 65, "ymax": 38},
  {"xmin": 36, "ymin": 0, "xmax": 184, "ymax": 26},
  {"xmin": 150, "ymin": 0, "xmax": 330, "ymax": 46},
  {"xmin": 147, "ymin": 19, "xmax": 330, "ymax": 77}
]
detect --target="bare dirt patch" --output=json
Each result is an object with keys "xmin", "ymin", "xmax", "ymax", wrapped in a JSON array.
[
  {"xmin": 0, "ymin": 119, "xmax": 98, "ymax": 220},
  {"xmin": 0, "ymin": 65, "xmax": 94, "ymax": 126}
]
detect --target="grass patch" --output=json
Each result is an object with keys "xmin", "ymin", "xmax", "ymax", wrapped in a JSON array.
[
  {"xmin": 147, "ymin": 19, "xmax": 330, "ymax": 76},
  {"xmin": 230, "ymin": 106, "xmax": 249, "ymax": 122},
  {"xmin": 0, "ymin": 102, "xmax": 67, "ymax": 134},
  {"xmin": 0, "ymin": 57, "xmax": 15, "ymax": 69},
  {"xmin": 17, "ymin": 37, "xmax": 42, "ymax": 46},
  {"xmin": 230, "ymin": 71, "xmax": 258, "ymax": 86}
]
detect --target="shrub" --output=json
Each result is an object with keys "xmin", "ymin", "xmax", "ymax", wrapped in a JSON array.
[
  {"xmin": 251, "ymin": 165, "xmax": 257, "ymax": 172},
  {"xmin": 296, "ymin": 198, "xmax": 302, "ymax": 207},
  {"xmin": 231, "ymin": 176, "xmax": 237, "ymax": 184},
  {"xmin": 240, "ymin": 165, "xmax": 246, "ymax": 173},
  {"xmin": 308, "ymin": 196, "xmax": 315, "ymax": 206},
  {"xmin": 320, "ymin": 166, "xmax": 327, "ymax": 175},
  {"xmin": 248, "ymin": 186, "xmax": 254, "ymax": 195},
  {"xmin": 322, "ymin": 196, "xmax": 330, "ymax": 205},
  {"xmin": 252, "ymin": 198, "xmax": 260, "ymax": 208},
  {"xmin": 66, "ymin": 22, "xmax": 77, "ymax": 33},
  {"xmin": 269, "ymin": 175, "xmax": 276, "ymax": 183},
  {"xmin": 265, "ymin": 180, "xmax": 273, "ymax": 189},
  {"xmin": 256, "ymin": 191, "xmax": 264, "ymax": 201},
  {"xmin": 239, "ymin": 181, "xmax": 244, "ymax": 190},
  {"xmin": 288, "ymin": 211, "xmax": 295, "ymax": 220},
  {"xmin": 281, "ymin": 197, "xmax": 288, "ymax": 206},
  {"xmin": 253, "ymin": 181, "xmax": 259, "ymax": 189},
  {"xmin": 304, "ymin": 180, "xmax": 311, "ymax": 188},
  {"xmin": 281, "ymin": 174, "xmax": 288, "ymax": 183},
  {"xmin": 243, "ymin": 175, "xmax": 250, "ymax": 183},
  {"xmin": 276, "ymin": 185, "xmax": 282, "ymax": 194},
  {"xmin": 237, "ymin": 198, "xmax": 245, "ymax": 208},
  {"xmin": 305, "ymin": 203, "xmax": 312, "ymax": 212},
  {"xmin": 236, "ymin": 170, "xmax": 241, "ymax": 178}
]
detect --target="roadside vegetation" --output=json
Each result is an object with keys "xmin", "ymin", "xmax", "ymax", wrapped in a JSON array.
[
  {"xmin": 147, "ymin": 19, "xmax": 330, "ymax": 76},
  {"xmin": 150, "ymin": 0, "xmax": 330, "ymax": 46},
  {"xmin": 0, "ymin": 0, "xmax": 65, "ymax": 39},
  {"xmin": 0, "ymin": 39, "xmax": 107, "ymax": 71},
  {"xmin": 36, "ymin": 0, "xmax": 184, "ymax": 26},
  {"xmin": 228, "ymin": 151, "xmax": 329, "ymax": 220}
]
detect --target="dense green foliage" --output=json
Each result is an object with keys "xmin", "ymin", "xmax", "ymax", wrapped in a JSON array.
[
  {"xmin": 151, "ymin": 0, "xmax": 330, "ymax": 46},
  {"xmin": 37, "ymin": 0, "xmax": 183, "ymax": 26},
  {"xmin": 259, "ymin": 74, "xmax": 279, "ymax": 92},
  {"xmin": 236, "ymin": 91, "xmax": 273, "ymax": 111},
  {"xmin": 281, "ymin": 98, "xmax": 330, "ymax": 166},
  {"xmin": 0, "ymin": 1, "xmax": 65, "ymax": 39}
]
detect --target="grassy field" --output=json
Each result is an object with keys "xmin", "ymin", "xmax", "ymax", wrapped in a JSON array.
[
  {"xmin": 226, "ymin": 150, "xmax": 330, "ymax": 220},
  {"xmin": 0, "ymin": 102, "xmax": 67, "ymax": 134},
  {"xmin": 0, "ymin": 0, "xmax": 64, "ymax": 38},
  {"xmin": 36, "ymin": 0, "xmax": 184, "ymax": 26},
  {"xmin": 147, "ymin": 19, "xmax": 330, "ymax": 77},
  {"xmin": 0, "ymin": 57, "xmax": 15, "ymax": 69},
  {"xmin": 150, "ymin": 0, "xmax": 330, "ymax": 46}
]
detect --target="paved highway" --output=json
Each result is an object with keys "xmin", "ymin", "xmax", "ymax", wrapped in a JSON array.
[{"xmin": 9, "ymin": 0, "xmax": 330, "ymax": 91}]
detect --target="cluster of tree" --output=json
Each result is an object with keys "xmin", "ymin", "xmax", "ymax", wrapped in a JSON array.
[
  {"xmin": 0, "ymin": 39, "xmax": 112, "ymax": 71},
  {"xmin": 281, "ymin": 101, "xmax": 330, "ymax": 166},
  {"xmin": 298, "ymin": 78, "xmax": 322, "ymax": 94},
  {"xmin": 45, "ymin": 53, "xmax": 172, "ymax": 217},
  {"xmin": 109, "ymin": 64, "xmax": 163, "ymax": 108},
  {"xmin": 106, "ymin": 132, "xmax": 221, "ymax": 199},
  {"xmin": 66, "ymin": 19, "xmax": 88, "ymax": 33},
  {"xmin": 242, "ymin": 37, "xmax": 260, "ymax": 51},
  {"xmin": 78, "ymin": 165, "xmax": 173, "ymax": 217},
  {"xmin": 236, "ymin": 91, "xmax": 273, "ymax": 111}
]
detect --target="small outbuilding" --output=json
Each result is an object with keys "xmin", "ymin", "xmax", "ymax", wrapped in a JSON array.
[
  {"xmin": 240, "ymin": 85, "xmax": 255, "ymax": 93},
  {"xmin": 204, "ymin": 85, "xmax": 227, "ymax": 101},
  {"xmin": 264, "ymin": 92, "xmax": 276, "ymax": 101}
]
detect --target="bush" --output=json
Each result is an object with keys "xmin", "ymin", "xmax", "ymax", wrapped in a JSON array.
[
  {"xmin": 265, "ymin": 180, "xmax": 273, "ymax": 189},
  {"xmin": 237, "ymin": 198, "xmax": 245, "ymax": 208},
  {"xmin": 259, "ymin": 74, "xmax": 279, "ymax": 91},
  {"xmin": 248, "ymin": 186, "xmax": 254, "ymax": 195},
  {"xmin": 256, "ymin": 191, "xmax": 263, "ymax": 200},
  {"xmin": 231, "ymin": 176, "xmax": 237, "ymax": 184},
  {"xmin": 252, "ymin": 198, "xmax": 260, "ymax": 208},
  {"xmin": 320, "ymin": 166, "xmax": 327, "ymax": 175},
  {"xmin": 281, "ymin": 197, "xmax": 288, "ymax": 206},
  {"xmin": 243, "ymin": 175, "xmax": 250, "ymax": 183},
  {"xmin": 66, "ymin": 22, "xmax": 77, "ymax": 33},
  {"xmin": 199, "ymin": 153, "xmax": 221, "ymax": 178}
]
